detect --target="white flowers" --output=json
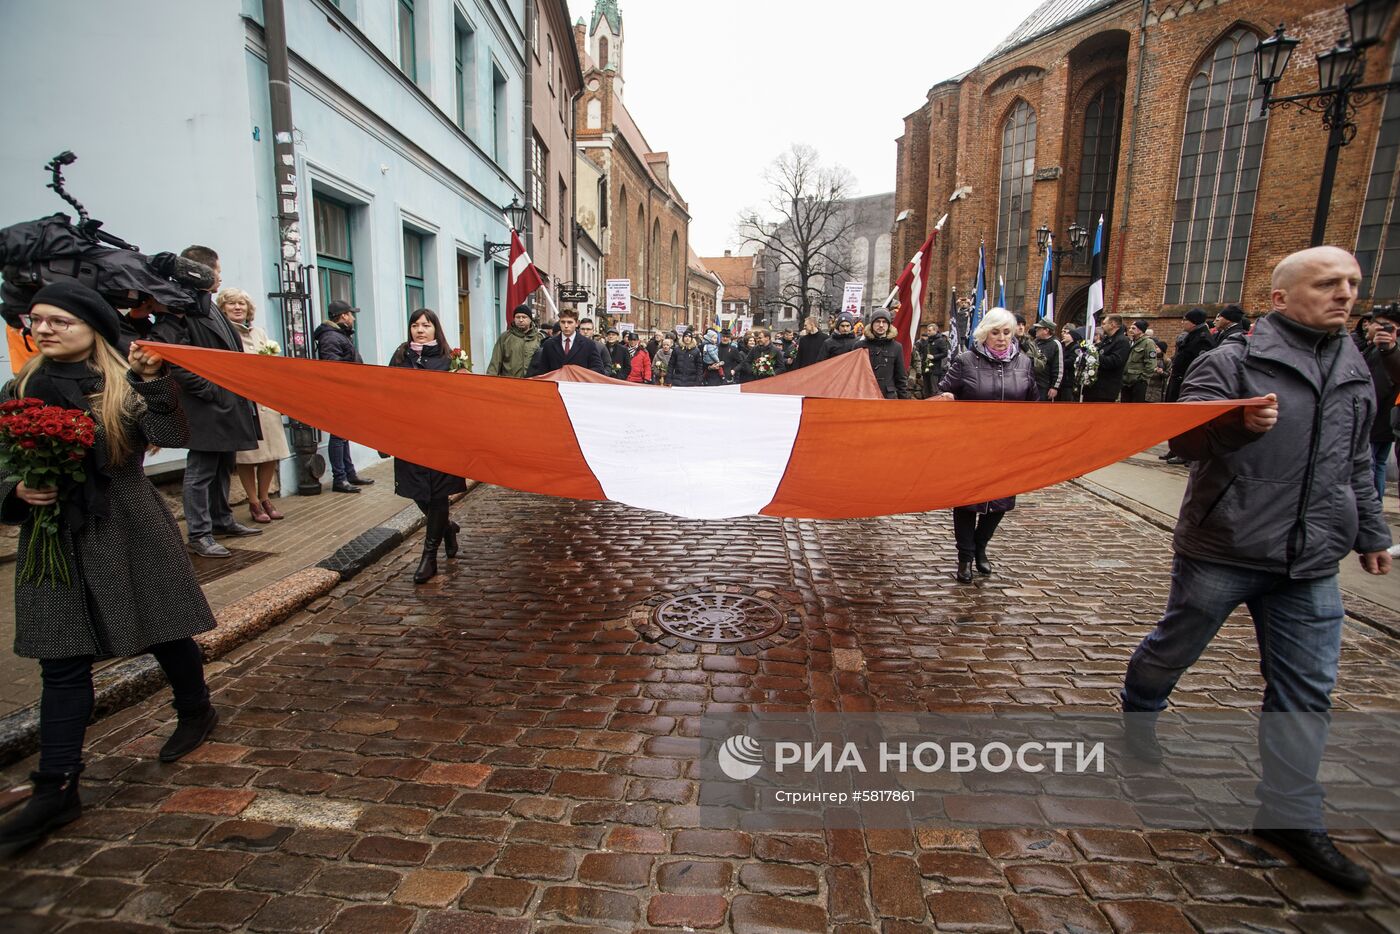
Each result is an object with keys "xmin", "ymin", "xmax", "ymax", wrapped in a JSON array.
[{"xmin": 258, "ymin": 340, "xmax": 281, "ymax": 356}]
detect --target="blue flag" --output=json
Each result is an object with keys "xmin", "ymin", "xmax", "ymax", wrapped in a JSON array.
[
  {"xmin": 969, "ymin": 241, "xmax": 986, "ymax": 349},
  {"xmin": 1085, "ymin": 215, "xmax": 1105, "ymax": 345},
  {"xmin": 1037, "ymin": 235, "xmax": 1054, "ymax": 323},
  {"xmin": 997, "ymin": 275, "xmax": 1006, "ymax": 311}
]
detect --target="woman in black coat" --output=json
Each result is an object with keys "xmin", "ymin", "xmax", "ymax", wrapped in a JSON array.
[
  {"xmin": 933, "ymin": 308, "xmax": 1040, "ymax": 583},
  {"xmin": 389, "ymin": 309, "xmax": 468, "ymax": 584},
  {"xmin": 669, "ymin": 333, "xmax": 705, "ymax": 387},
  {"xmin": 0, "ymin": 282, "xmax": 218, "ymax": 856}
]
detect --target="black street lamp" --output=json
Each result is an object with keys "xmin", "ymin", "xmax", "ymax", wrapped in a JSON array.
[
  {"xmin": 485, "ymin": 196, "xmax": 528, "ymax": 259},
  {"xmin": 1255, "ymin": 0, "xmax": 1400, "ymax": 246},
  {"xmin": 1036, "ymin": 221, "xmax": 1089, "ymax": 310}
]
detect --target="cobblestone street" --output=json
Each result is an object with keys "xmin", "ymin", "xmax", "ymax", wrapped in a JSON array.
[{"xmin": 1, "ymin": 482, "xmax": 1398, "ymax": 932}]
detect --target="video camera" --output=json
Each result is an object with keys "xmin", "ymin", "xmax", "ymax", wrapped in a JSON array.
[{"xmin": 0, "ymin": 151, "xmax": 217, "ymax": 332}]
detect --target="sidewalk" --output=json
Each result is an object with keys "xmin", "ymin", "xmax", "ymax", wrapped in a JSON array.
[
  {"xmin": 1082, "ymin": 444, "xmax": 1400, "ymax": 625},
  {"xmin": 0, "ymin": 459, "xmax": 409, "ymax": 718}
]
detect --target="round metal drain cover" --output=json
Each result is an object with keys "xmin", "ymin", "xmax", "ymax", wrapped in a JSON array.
[{"xmin": 653, "ymin": 592, "xmax": 786, "ymax": 644}]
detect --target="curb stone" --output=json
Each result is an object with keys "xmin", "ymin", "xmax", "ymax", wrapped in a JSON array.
[
  {"xmin": 0, "ymin": 482, "xmax": 479, "ymax": 767},
  {"xmin": 1071, "ymin": 476, "xmax": 1400, "ymax": 642}
]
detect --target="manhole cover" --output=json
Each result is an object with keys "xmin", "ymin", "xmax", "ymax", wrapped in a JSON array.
[{"xmin": 653, "ymin": 592, "xmax": 786, "ymax": 644}]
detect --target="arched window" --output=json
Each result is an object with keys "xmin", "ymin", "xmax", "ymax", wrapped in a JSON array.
[
  {"xmin": 996, "ymin": 100, "xmax": 1036, "ymax": 311},
  {"xmin": 873, "ymin": 234, "xmax": 892, "ymax": 298},
  {"xmin": 636, "ymin": 206, "xmax": 646, "ymax": 285},
  {"xmin": 619, "ymin": 188, "xmax": 629, "ymax": 285},
  {"xmin": 1165, "ymin": 28, "xmax": 1269, "ymax": 305},
  {"xmin": 671, "ymin": 232, "xmax": 681, "ymax": 303},
  {"xmin": 599, "ymin": 36, "xmax": 609, "ymax": 70},
  {"xmin": 586, "ymin": 98, "xmax": 601, "ymax": 129},
  {"xmin": 1077, "ymin": 84, "xmax": 1123, "ymax": 237},
  {"xmin": 651, "ymin": 221, "xmax": 661, "ymax": 297},
  {"xmin": 1357, "ymin": 40, "xmax": 1400, "ymax": 299},
  {"xmin": 851, "ymin": 237, "xmax": 870, "ymax": 280}
]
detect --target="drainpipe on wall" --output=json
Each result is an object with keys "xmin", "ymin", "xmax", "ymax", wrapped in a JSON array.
[
  {"xmin": 1109, "ymin": 0, "xmax": 1152, "ymax": 317},
  {"xmin": 264, "ymin": 0, "xmax": 324, "ymax": 495}
]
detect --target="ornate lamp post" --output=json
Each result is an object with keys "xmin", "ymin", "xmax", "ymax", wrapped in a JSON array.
[
  {"xmin": 1035, "ymin": 221, "xmax": 1089, "ymax": 306},
  {"xmin": 1255, "ymin": 0, "xmax": 1400, "ymax": 246},
  {"xmin": 484, "ymin": 196, "xmax": 529, "ymax": 259}
]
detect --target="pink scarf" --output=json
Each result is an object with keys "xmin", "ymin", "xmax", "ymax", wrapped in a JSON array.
[
  {"xmin": 410, "ymin": 340, "xmax": 439, "ymax": 353},
  {"xmin": 986, "ymin": 342, "xmax": 1014, "ymax": 360}
]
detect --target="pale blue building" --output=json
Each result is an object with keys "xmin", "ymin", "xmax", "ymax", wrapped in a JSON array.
[{"xmin": 0, "ymin": 0, "xmax": 527, "ymax": 484}]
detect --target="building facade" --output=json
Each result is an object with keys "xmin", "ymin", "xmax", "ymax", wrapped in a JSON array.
[
  {"xmin": 701, "ymin": 251, "xmax": 760, "ymax": 332},
  {"xmin": 526, "ymin": 0, "xmax": 583, "ymax": 313},
  {"xmin": 893, "ymin": 0, "xmax": 1400, "ymax": 344},
  {"xmin": 1, "ymin": 0, "xmax": 527, "ymax": 487},
  {"xmin": 574, "ymin": 0, "xmax": 692, "ymax": 331},
  {"xmin": 686, "ymin": 250, "xmax": 720, "ymax": 326}
]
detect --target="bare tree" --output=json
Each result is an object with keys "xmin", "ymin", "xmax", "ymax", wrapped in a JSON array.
[{"xmin": 736, "ymin": 145, "xmax": 858, "ymax": 322}]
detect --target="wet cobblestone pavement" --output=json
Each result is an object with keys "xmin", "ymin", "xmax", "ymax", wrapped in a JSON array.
[{"xmin": 2, "ymin": 483, "xmax": 1399, "ymax": 932}]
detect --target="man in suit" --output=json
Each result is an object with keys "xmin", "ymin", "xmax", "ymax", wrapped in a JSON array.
[
  {"xmin": 527, "ymin": 307, "xmax": 608, "ymax": 376},
  {"xmin": 151, "ymin": 245, "xmax": 262, "ymax": 558}
]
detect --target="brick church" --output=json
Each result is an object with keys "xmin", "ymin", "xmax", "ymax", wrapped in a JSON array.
[{"xmin": 892, "ymin": 0, "xmax": 1400, "ymax": 341}]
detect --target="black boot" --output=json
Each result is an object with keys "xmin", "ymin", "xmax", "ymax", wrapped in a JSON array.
[
  {"xmin": 1253, "ymin": 827, "xmax": 1370, "ymax": 891},
  {"xmin": 0, "ymin": 770, "xmax": 82, "ymax": 857},
  {"xmin": 974, "ymin": 548, "xmax": 992, "ymax": 576},
  {"xmin": 1122, "ymin": 713, "xmax": 1164, "ymax": 763},
  {"xmin": 444, "ymin": 519, "xmax": 459, "ymax": 559},
  {"xmin": 160, "ymin": 705, "xmax": 219, "ymax": 762},
  {"xmin": 956, "ymin": 557, "xmax": 975, "ymax": 583},
  {"xmin": 973, "ymin": 512, "xmax": 1003, "ymax": 577},
  {"xmin": 414, "ymin": 510, "xmax": 446, "ymax": 584}
]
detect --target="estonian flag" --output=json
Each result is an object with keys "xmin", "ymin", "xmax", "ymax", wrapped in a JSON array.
[
  {"xmin": 1037, "ymin": 235, "xmax": 1054, "ymax": 324},
  {"xmin": 1085, "ymin": 215, "xmax": 1105, "ymax": 345}
]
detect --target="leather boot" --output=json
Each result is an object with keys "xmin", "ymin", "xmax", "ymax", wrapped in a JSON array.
[
  {"xmin": 0, "ymin": 770, "xmax": 82, "ymax": 858},
  {"xmin": 414, "ymin": 510, "xmax": 446, "ymax": 584},
  {"xmin": 444, "ymin": 519, "xmax": 460, "ymax": 559},
  {"xmin": 160, "ymin": 705, "xmax": 219, "ymax": 762},
  {"xmin": 1253, "ymin": 827, "xmax": 1370, "ymax": 891},
  {"xmin": 955, "ymin": 557, "xmax": 975, "ymax": 583},
  {"xmin": 974, "ymin": 548, "xmax": 993, "ymax": 576}
]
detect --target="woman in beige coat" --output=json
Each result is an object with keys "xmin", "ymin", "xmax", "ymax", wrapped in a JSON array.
[{"xmin": 216, "ymin": 288, "xmax": 291, "ymax": 523}]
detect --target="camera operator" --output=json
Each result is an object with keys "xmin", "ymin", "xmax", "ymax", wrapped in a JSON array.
[{"xmin": 149, "ymin": 245, "xmax": 262, "ymax": 558}]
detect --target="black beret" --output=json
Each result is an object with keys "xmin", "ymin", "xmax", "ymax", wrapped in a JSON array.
[
  {"xmin": 1219, "ymin": 305, "xmax": 1245, "ymax": 323},
  {"xmin": 28, "ymin": 280, "xmax": 122, "ymax": 349}
]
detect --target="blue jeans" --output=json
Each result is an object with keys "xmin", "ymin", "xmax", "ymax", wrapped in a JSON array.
[
  {"xmin": 327, "ymin": 435, "xmax": 354, "ymax": 483},
  {"xmin": 1122, "ymin": 555, "xmax": 1344, "ymax": 829},
  {"xmin": 1371, "ymin": 440, "xmax": 1393, "ymax": 502}
]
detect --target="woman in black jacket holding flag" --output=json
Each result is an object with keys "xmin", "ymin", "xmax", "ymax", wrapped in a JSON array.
[{"xmin": 933, "ymin": 307, "xmax": 1040, "ymax": 582}]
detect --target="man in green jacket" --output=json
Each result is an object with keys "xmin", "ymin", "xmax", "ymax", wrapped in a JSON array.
[
  {"xmin": 487, "ymin": 305, "xmax": 544, "ymax": 378},
  {"xmin": 1120, "ymin": 317, "xmax": 1159, "ymax": 402}
]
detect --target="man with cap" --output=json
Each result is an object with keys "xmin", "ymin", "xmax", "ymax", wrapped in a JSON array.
[
  {"xmin": 1165, "ymin": 308, "xmax": 1214, "ymax": 405},
  {"xmin": 859, "ymin": 308, "xmax": 910, "ymax": 399},
  {"xmin": 625, "ymin": 331, "xmax": 653, "ymax": 383},
  {"xmin": 1121, "ymin": 318, "xmax": 1160, "ymax": 403},
  {"xmin": 719, "ymin": 329, "xmax": 745, "ymax": 384},
  {"xmin": 151, "ymin": 246, "xmax": 263, "ymax": 556},
  {"xmin": 311, "ymin": 300, "xmax": 374, "ymax": 494},
  {"xmin": 819, "ymin": 312, "xmax": 861, "ymax": 361},
  {"xmin": 603, "ymin": 325, "xmax": 630, "ymax": 380},
  {"xmin": 1121, "ymin": 246, "xmax": 1390, "ymax": 891},
  {"xmin": 1032, "ymin": 319, "xmax": 1063, "ymax": 401},
  {"xmin": 487, "ymin": 304, "xmax": 544, "ymax": 378},
  {"xmin": 1213, "ymin": 304, "xmax": 1249, "ymax": 348}
]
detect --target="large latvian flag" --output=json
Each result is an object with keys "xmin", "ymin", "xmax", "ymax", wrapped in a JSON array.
[
  {"xmin": 506, "ymin": 229, "xmax": 545, "ymax": 315},
  {"xmin": 888, "ymin": 214, "xmax": 947, "ymax": 366},
  {"xmin": 1085, "ymin": 215, "xmax": 1105, "ymax": 344}
]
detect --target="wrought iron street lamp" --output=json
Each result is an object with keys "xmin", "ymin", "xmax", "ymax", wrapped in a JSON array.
[
  {"xmin": 1036, "ymin": 221, "xmax": 1089, "ymax": 310},
  {"xmin": 1254, "ymin": 0, "xmax": 1400, "ymax": 245},
  {"xmin": 485, "ymin": 196, "xmax": 528, "ymax": 259}
]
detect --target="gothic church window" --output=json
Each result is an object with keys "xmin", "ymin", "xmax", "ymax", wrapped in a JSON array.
[
  {"xmin": 1357, "ymin": 39, "xmax": 1400, "ymax": 299},
  {"xmin": 996, "ymin": 100, "xmax": 1036, "ymax": 311}
]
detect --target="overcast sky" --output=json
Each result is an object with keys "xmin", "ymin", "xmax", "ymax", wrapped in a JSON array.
[{"xmin": 564, "ymin": 0, "xmax": 1046, "ymax": 257}]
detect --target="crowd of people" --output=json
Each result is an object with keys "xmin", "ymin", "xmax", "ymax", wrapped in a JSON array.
[{"xmin": 0, "ymin": 243, "xmax": 1394, "ymax": 893}]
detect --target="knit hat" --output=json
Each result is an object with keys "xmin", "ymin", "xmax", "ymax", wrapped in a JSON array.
[
  {"xmin": 869, "ymin": 308, "xmax": 892, "ymax": 324},
  {"xmin": 837, "ymin": 312, "xmax": 857, "ymax": 327},
  {"xmin": 1219, "ymin": 305, "xmax": 1245, "ymax": 323},
  {"xmin": 1132, "ymin": 318, "xmax": 1150, "ymax": 333},
  {"xmin": 27, "ymin": 280, "xmax": 122, "ymax": 349},
  {"xmin": 1184, "ymin": 308, "xmax": 1207, "ymax": 325},
  {"xmin": 512, "ymin": 304, "xmax": 535, "ymax": 320}
]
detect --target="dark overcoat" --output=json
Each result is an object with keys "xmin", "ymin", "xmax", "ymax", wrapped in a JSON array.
[
  {"xmin": 1, "ymin": 374, "xmax": 216, "ymax": 659},
  {"xmin": 150, "ymin": 303, "xmax": 259, "ymax": 452},
  {"xmin": 938, "ymin": 342, "xmax": 1040, "ymax": 512},
  {"xmin": 389, "ymin": 343, "xmax": 469, "ymax": 503}
]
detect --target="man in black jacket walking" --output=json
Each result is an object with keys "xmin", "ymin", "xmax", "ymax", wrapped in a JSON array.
[
  {"xmin": 820, "ymin": 313, "xmax": 861, "ymax": 360},
  {"xmin": 313, "ymin": 301, "xmax": 375, "ymax": 494},
  {"xmin": 1084, "ymin": 315, "xmax": 1130, "ymax": 401},
  {"xmin": 527, "ymin": 307, "xmax": 608, "ymax": 375},
  {"xmin": 1166, "ymin": 308, "xmax": 1214, "ymax": 402},
  {"xmin": 153, "ymin": 245, "xmax": 263, "ymax": 557},
  {"xmin": 860, "ymin": 309, "xmax": 911, "ymax": 399},
  {"xmin": 1213, "ymin": 304, "xmax": 1249, "ymax": 348},
  {"xmin": 794, "ymin": 317, "xmax": 827, "ymax": 368}
]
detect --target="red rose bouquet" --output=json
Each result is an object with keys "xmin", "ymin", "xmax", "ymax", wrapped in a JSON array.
[
  {"xmin": 0, "ymin": 397, "xmax": 97, "ymax": 586},
  {"xmin": 448, "ymin": 348, "xmax": 471, "ymax": 373}
]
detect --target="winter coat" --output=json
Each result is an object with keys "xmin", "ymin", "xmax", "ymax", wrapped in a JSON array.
[
  {"xmin": 1085, "ymin": 328, "xmax": 1129, "ymax": 401},
  {"xmin": 669, "ymin": 345, "xmax": 705, "ymax": 386},
  {"xmin": 388, "ymin": 343, "xmax": 469, "ymax": 503},
  {"xmin": 651, "ymin": 348, "xmax": 673, "ymax": 384},
  {"xmin": 701, "ymin": 343, "xmax": 725, "ymax": 387},
  {"xmin": 1057, "ymin": 339, "xmax": 1081, "ymax": 400},
  {"xmin": 720, "ymin": 343, "xmax": 747, "ymax": 382},
  {"xmin": 313, "ymin": 320, "xmax": 361, "ymax": 363},
  {"xmin": 1123, "ymin": 335, "xmax": 1159, "ymax": 389},
  {"xmin": 819, "ymin": 332, "xmax": 861, "ymax": 361},
  {"xmin": 628, "ymin": 348, "xmax": 653, "ymax": 383},
  {"xmin": 116, "ymin": 313, "xmax": 154, "ymax": 357},
  {"xmin": 150, "ymin": 304, "xmax": 260, "ymax": 452},
  {"xmin": 742, "ymin": 343, "xmax": 786, "ymax": 382},
  {"xmin": 938, "ymin": 342, "xmax": 1040, "ymax": 513},
  {"xmin": 1214, "ymin": 321, "xmax": 1249, "ymax": 349},
  {"xmin": 861, "ymin": 330, "xmax": 911, "ymax": 399},
  {"xmin": 232, "ymin": 322, "xmax": 292, "ymax": 464},
  {"xmin": 1, "ymin": 374, "xmax": 217, "ymax": 659},
  {"xmin": 1365, "ymin": 344, "xmax": 1397, "ymax": 443},
  {"xmin": 795, "ymin": 330, "xmax": 828, "ymax": 368},
  {"xmin": 605, "ymin": 341, "xmax": 631, "ymax": 381},
  {"xmin": 1166, "ymin": 325, "xmax": 1214, "ymax": 402},
  {"xmin": 527, "ymin": 332, "xmax": 609, "ymax": 376},
  {"xmin": 1169, "ymin": 312, "xmax": 1391, "ymax": 578},
  {"xmin": 1033, "ymin": 336, "xmax": 1064, "ymax": 398},
  {"xmin": 487, "ymin": 325, "xmax": 544, "ymax": 378}
]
